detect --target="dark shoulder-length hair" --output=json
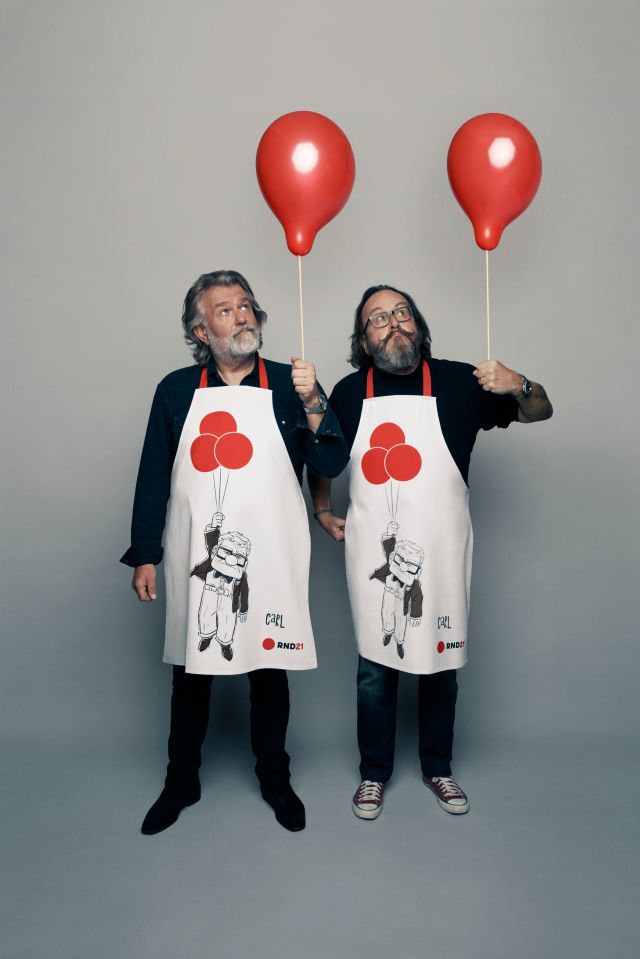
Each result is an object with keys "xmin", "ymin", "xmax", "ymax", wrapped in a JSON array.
[
  {"xmin": 348, "ymin": 284, "xmax": 432, "ymax": 369},
  {"xmin": 182, "ymin": 269, "xmax": 267, "ymax": 366}
]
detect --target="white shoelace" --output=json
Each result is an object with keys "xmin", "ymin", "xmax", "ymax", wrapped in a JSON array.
[
  {"xmin": 356, "ymin": 780, "xmax": 383, "ymax": 803},
  {"xmin": 433, "ymin": 776, "xmax": 465, "ymax": 799}
]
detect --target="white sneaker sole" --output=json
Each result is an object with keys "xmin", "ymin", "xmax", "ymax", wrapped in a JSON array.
[
  {"xmin": 435, "ymin": 797, "xmax": 469, "ymax": 815},
  {"xmin": 352, "ymin": 802, "xmax": 383, "ymax": 820},
  {"xmin": 423, "ymin": 780, "xmax": 470, "ymax": 815}
]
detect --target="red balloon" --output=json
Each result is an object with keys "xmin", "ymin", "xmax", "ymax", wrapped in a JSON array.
[
  {"xmin": 447, "ymin": 113, "xmax": 542, "ymax": 251},
  {"xmin": 361, "ymin": 447, "xmax": 390, "ymax": 485},
  {"xmin": 370, "ymin": 422, "xmax": 405, "ymax": 451},
  {"xmin": 215, "ymin": 432, "xmax": 253, "ymax": 470},
  {"xmin": 385, "ymin": 444, "xmax": 422, "ymax": 482},
  {"xmin": 256, "ymin": 111, "xmax": 356, "ymax": 256},
  {"xmin": 200, "ymin": 411, "xmax": 237, "ymax": 436},
  {"xmin": 190, "ymin": 434, "xmax": 219, "ymax": 472}
]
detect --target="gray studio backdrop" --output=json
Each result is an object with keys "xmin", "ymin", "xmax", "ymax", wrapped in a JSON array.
[
  {"xmin": 3, "ymin": 3, "xmax": 640, "ymax": 958},
  {"xmin": 2, "ymin": 1, "xmax": 638, "ymax": 780}
]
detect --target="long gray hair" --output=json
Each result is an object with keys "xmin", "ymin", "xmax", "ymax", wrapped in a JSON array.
[{"xmin": 182, "ymin": 270, "xmax": 267, "ymax": 366}]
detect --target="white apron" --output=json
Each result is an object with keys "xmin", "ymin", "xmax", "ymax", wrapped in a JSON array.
[
  {"xmin": 163, "ymin": 358, "xmax": 317, "ymax": 675},
  {"xmin": 344, "ymin": 362, "xmax": 472, "ymax": 675}
]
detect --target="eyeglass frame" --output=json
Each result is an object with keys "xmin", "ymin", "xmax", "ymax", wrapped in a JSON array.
[
  {"xmin": 393, "ymin": 553, "xmax": 421, "ymax": 574},
  {"xmin": 216, "ymin": 545, "xmax": 247, "ymax": 567},
  {"xmin": 363, "ymin": 305, "xmax": 414, "ymax": 332}
]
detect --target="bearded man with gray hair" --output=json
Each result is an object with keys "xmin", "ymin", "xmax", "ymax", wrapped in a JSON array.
[
  {"xmin": 310, "ymin": 283, "xmax": 552, "ymax": 821},
  {"xmin": 122, "ymin": 270, "xmax": 347, "ymax": 835}
]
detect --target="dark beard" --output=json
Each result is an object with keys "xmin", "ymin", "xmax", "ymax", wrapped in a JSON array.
[{"xmin": 369, "ymin": 330, "xmax": 421, "ymax": 373}]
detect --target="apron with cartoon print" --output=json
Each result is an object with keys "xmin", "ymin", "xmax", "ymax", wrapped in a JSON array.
[
  {"xmin": 163, "ymin": 358, "xmax": 317, "ymax": 675},
  {"xmin": 344, "ymin": 361, "xmax": 472, "ymax": 675}
]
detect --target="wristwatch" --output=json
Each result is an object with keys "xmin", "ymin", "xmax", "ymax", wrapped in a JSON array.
[
  {"xmin": 303, "ymin": 394, "xmax": 328, "ymax": 414},
  {"xmin": 518, "ymin": 376, "xmax": 533, "ymax": 399}
]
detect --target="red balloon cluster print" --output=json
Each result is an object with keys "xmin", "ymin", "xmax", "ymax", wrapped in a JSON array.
[
  {"xmin": 190, "ymin": 412, "xmax": 253, "ymax": 473},
  {"xmin": 361, "ymin": 423, "xmax": 421, "ymax": 485}
]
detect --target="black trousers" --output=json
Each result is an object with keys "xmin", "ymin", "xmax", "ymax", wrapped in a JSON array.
[
  {"xmin": 165, "ymin": 665, "xmax": 291, "ymax": 798},
  {"xmin": 357, "ymin": 656, "xmax": 458, "ymax": 782}
]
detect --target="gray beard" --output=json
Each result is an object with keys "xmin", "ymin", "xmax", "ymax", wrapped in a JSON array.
[
  {"xmin": 206, "ymin": 327, "xmax": 263, "ymax": 365},
  {"xmin": 369, "ymin": 332, "xmax": 421, "ymax": 373}
]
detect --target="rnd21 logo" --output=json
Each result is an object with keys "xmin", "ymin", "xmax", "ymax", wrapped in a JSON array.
[
  {"xmin": 437, "ymin": 640, "xmax": 465, "ymax": 654},
  {"xmin": 262, "ymin": 638, "xmax": 304, "ymax": 652}
]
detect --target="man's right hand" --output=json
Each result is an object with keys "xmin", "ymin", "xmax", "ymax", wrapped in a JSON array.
[
  {"xmin": 316, "ymin": 511, "xmax": 346, "ymax": 542},
  {"xmin": 132, "ymin": 564, "xmax": 157, "ymax": 602}
]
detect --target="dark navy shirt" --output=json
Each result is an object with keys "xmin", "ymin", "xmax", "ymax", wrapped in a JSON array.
[
  {"xmin": 121, "ymin": 356, "xmax": 348, "ymax": 567},
  {"xmin": 329, "ymin": 358, "xmax": 519, "ymax": 485}
]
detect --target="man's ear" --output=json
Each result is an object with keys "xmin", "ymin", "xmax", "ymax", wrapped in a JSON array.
[
  {"xmin": 360, "ymin": 335, "xmax": 370, "ymax": 356},
  {"xmin": 193, "ymin": 325, "xmax": 209, "ymax": 345}
]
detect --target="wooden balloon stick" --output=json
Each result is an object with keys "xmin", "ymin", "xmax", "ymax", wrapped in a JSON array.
[
  {"xmin": 297, "ymin": 255, "xmax": 306, "ymax": 361},
  {"xmin": 485, "ymin": 250, "xmax": 491, "ymax": 360}
]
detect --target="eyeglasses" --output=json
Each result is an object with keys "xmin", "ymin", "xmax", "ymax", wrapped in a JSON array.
[
  {"xmin": 216, "ymin": 546, "xmax": 247, "ymax": 567},
  {"xmin": 364, "ymin": 306, "xmax": 413, "ymax": 331},
  {"xmin": 394, "ymin": 553, "xmax": 421, "ymax": 574}
]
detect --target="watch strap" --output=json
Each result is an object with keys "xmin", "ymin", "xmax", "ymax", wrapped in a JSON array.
[
  {"xmin": 303, "ymin": 394, "xmax": 328, "ymax": 414},
  {"xmin": 518, "ymin": 376, "xmax": 532, "ymax": 399}
]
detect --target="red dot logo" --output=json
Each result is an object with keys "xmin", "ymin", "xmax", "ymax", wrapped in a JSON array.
[
  {"xmin": 437, "ymin": 641, "xmax": 445, "ymax": 654},
  {"xmin": 262, "ymin": 638, "xmax": 275, "ymax": 651}
]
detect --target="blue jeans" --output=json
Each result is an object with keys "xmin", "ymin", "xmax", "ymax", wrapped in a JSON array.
[{"xmin": 357, "ymin": 656, "xmax": 458, "ymax": 782}]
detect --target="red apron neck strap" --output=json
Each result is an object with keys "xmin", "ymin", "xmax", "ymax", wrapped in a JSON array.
[
  {"xmin": 366, "ymin": 361, "xmax": 431, "ymax": 398},
  {"xmin": 366, "ymin": 366, "xmax": 374, "ymax": 399},
  {"xmin": 422, "ymin": 359, "xmax": 432, "ymax": 396},
  {"xmin": 199, "ymin": 357, "xmax": 268, "ymax": 389},
  {"xmin": 258, "ymin": 356, "xmax": 269, "ymax": 389}
]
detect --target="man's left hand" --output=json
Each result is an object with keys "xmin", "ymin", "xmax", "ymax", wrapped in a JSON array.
[
  {"xmin": 473, "ymin": 360, "xmax": 522, "ymax": 395},
  {"xmin": 291, "ymin": 358, "xmax": 320, "ymax": 407}
]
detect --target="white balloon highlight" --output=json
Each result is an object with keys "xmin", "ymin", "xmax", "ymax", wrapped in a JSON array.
[
  {"xmin": 292, "ymin": 142, "xmax": 319, "ymax": 173},
  {"xmin": 488, "ymin": 137, "xmax": 516, "ymax": 168}
]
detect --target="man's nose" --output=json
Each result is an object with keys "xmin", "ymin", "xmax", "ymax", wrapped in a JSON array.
[
  {"xmin": 388, "ymin": 311, "xmax": 400, "ymax": 330},
  {"xmin": 226, "ymin": 555, "xmax": 237, "ymax": 565}
]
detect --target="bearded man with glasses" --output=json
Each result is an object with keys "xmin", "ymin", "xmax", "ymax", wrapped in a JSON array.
[{"xmin": 309, "ymin": 284, "xmax": 552, "ymax": 821}]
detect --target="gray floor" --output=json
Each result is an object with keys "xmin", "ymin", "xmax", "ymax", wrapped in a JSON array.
[{"xmin": 3, "ymin": 732, "xmax": 638, "ymax": 959}]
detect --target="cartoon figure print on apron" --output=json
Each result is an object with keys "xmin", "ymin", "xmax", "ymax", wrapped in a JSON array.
[
  {"xmin": 163, "ymin": 358, "xmax": 317, "ymax": 675},
  {"xmin": 344, "ymin": 361, "xmax": 473, "ymax": 675}
]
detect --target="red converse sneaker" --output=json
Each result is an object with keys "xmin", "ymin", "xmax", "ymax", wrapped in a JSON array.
[
  {"xmin": 422, "ymin": 775, "xmax": 469, "ymax": 815},
  {"xmin": 352, "ymin": 780, "xmax": 385, "ymax": 820}
]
